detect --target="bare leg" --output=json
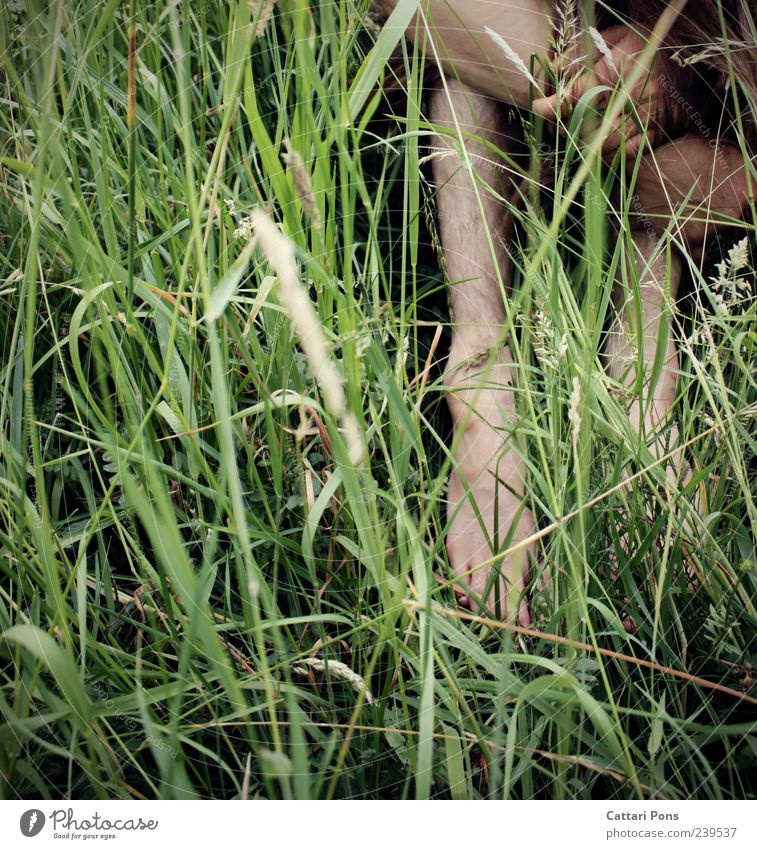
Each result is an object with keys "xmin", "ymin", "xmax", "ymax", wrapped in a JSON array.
[
  {"xmin": 429, "ymin": 79, "xmax": 533, "ymax": 624},
  {"xmin": 606, "ymin": 230, "xmax": 685, "ymax": 485},
  {"xmin": 375, "ymin": 0, "xmax": 555, "ymax": 107}
]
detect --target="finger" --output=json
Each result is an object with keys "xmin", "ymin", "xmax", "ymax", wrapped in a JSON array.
[
  {"xmin": 533, "ymin": 63, "xmax": 597, "ymax": 120},
  {"xmin": 601, "ymin": 112, "xmax": 655, "ymax": 155},
  {"xmin": 619, "ymin": 132, "xmax": 644, "ymax": 158},
  {"xmin": 533, "ymin": 76, "xmax": 586, "ymax": 118},
  {"xmin": 531, "ymin": 92, "xmax": 560, "ymax": 120},
  {"xmin": 600, "ymin": 129, "xmax": 652, "ymax": 165},
  {"xmin": 602, "ymin": 120, "xmax": 641, "ymax": 155}
]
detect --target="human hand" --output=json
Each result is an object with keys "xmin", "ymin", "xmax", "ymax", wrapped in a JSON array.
[{"xmin": 533, "ymin": 24, "xmax": 680, "ymax": 156}]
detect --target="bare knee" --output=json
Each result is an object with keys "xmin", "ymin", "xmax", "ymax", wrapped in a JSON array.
[
  {"xmin": 633, "ymin": 135, "xmax": 754, "ymax": 254},
  {"xmin": 374, "ymin": 0, "xmax": 555, "ymax": 107}
]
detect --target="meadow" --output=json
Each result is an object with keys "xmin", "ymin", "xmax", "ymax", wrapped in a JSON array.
[{"xmin": 0, "ymin": 0, "xmax": 755, "ymax": 799}]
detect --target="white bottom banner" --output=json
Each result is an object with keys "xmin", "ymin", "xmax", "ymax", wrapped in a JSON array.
[{"xmin": 1, "ymin": 800, "xmax": 755, "ymax": 849}]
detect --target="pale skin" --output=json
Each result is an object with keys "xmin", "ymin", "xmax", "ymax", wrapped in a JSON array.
[
  {"xmin": 376, "ymin": 0, "xmax": 755, "ymax": 621},
  {"xmin": 428, "ymin": 78, "xmax": 533, "ymax": 624}
]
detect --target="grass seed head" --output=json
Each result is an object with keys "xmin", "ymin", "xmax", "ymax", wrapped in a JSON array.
[
  {"xmin": 727, "ymin": 236, "xmax": 750, "ymax": 272},
  {"xmin": 569, "ymin": 376, "xmax": 582, "ymax": 450},
  {"xmin": 587, "ymin": 26, "xmax": 618, "ymax": 74},
  {"xmin": 484, "ymin": 26, "xmax": 540, "ymax": 90},
  {"xmin": 282, "ymin": 138, "xmax": 321, "ymax": 228},
  {"xmin": 292, "ymin": 656, "xmax": 374, "ymax": 705},
  {"xmin": 250, "ymin": 209, "xmax": 363, "ymax": 464},
  {"xmin": 250, "ymin": 0, "xmax": 278, "ymax": 38}
]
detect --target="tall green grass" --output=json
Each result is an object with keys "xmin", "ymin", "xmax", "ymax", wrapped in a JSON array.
[{"xmin": 0, "ymin": 0, "xmax": 754, "ymax": 799}]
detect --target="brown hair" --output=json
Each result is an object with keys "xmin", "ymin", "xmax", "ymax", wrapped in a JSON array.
[{"xmin": 602, "ymin": 0, "xmax": 757, "ymax": 152}]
